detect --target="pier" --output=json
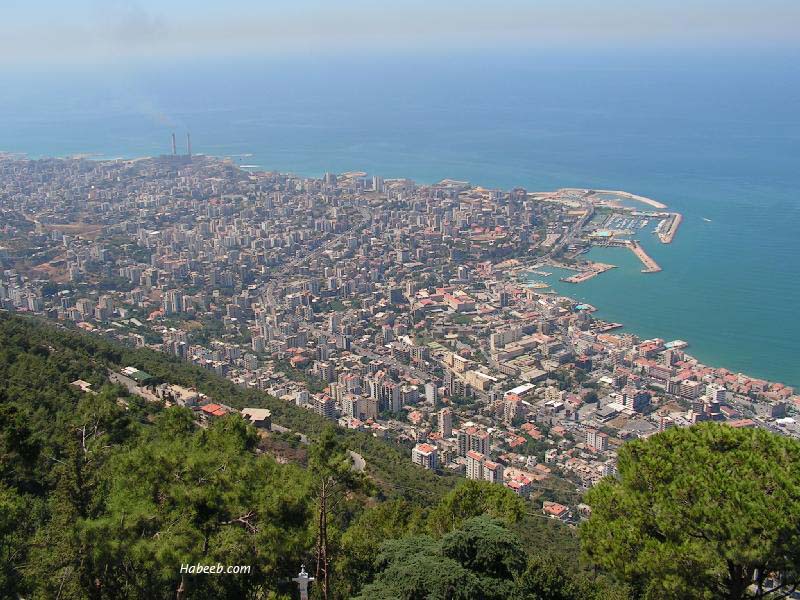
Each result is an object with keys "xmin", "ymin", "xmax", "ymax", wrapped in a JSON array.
[
  {"xmin": 626, "ymin": 240, "xmax": 661, "ymax": 273},
  {"xmin": 658, "ymin": 213, "xmax": 682, "ymax": 243},
  {"xmin": 560, "ymin": 262, "xmax": 616, "ymax": 283},
  {"xmin": 598, "ymin": 189, "xmax": 667, "ymax": 209},
  {"xmin": 561, "ymin": 188, "xmax": 668, "ymax": 209}
]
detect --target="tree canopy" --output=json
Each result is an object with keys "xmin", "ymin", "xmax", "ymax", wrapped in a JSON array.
[{"xmin": 581, "ymin": 422, "xmax": 800, "ymax": 600}]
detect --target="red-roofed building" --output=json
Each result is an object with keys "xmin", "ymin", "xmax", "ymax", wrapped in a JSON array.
[
  {"xmin": 543, "ymin": 501, "xmax": 571, "ymax": 521},
  {"xmin": 412, "ymin": 443, "xmax": 439, "ymax": 470},
  {"xmin": 200, "ymin": 403, "xmax": 229, "ymax": 419}
]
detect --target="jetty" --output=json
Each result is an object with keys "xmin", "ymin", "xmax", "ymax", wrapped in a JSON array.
[
  {"xmin": 598, "ymin": 189, "xmax": 667, "ymax": 209},
  {"xmin": 658, "ymin": 213, "xmax": 682, "ymax": 243},
  {"xmin": 626, "ymin": 240, "xmax": 661, "ymax": 273},
  {"xmin": 560, "ymin": 262, "xmax": 616, "ymax": 283},
  {"xmin": 560, "ymin": 188, "xmax": 668, "ymax": 209}
]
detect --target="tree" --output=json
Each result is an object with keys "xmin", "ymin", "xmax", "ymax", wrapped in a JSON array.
[
  {"xmin": 336, "ymin": 500, "xmax": 426, "ymax": 598},
  {"xmin": 581, "ymin": 423, "xmax": 800, "ymax": 600},
  {"xmin": 513, "ymin": 553, "xmax": 631, "ymax": 600},
  {"xmin": 308, "ymin": 426, "xmax": 368, "ymax": 600},
  {"xmin": 515, "ymin": 553, "xmax": 582, "ymax": 600},
  {"xmin": 428, "ymin": 479, "xmax": 524, "ymax": 536},
  {"xmin": 356, "ymin": 517, "xmax": 540, "ymax": 600},
  {"xmin": 353, "ymin": 535, "xmax": 480, "ymax": 600},
  {"xmin": 441, "ymin": 516, "xmax": 527, "ymax": 599}
]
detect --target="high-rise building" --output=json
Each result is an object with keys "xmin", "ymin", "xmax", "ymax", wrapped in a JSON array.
[
  {"xmin": 585, "ymin": 428, "xmax": 609, "ymax": 452},
  {"xmin": 483, "ymin": 460, "xmax": 504, "ymax": 484},
  {"xmin": 438, "ymin": 408, "xmax": 453, "ymax": 438},
  {"xmin": 457, "ymin": 426, "xmax": 490, "ymax": 456},
  {"xmin": 425, "ymin": 382, "xmax": 437, "ymax": 404},
  {"xmin": 706, "ymin": 383, "xmax": 727, "ymax": 403},
  {"xmin": 314, "ymin": 395, "xmax": 336, "ymax": 419},
  {"xmin": 466, "ymin": 450, "xmax": 485, "ymax": 480}
]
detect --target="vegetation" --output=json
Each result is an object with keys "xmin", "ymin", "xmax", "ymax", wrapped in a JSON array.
[
  {"xmin": 581, "ymin": 423, "xmax": 800, "ymax": 599},
  {"xmin": 1, "ymin": 313, "xmax": 798, "ymax": 599}
]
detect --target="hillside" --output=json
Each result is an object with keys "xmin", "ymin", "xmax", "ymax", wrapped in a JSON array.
[
  {"xmin": 5, "ymin": 313, "xmax": 796, "ymax": 599},
  {"xmin": 0, "ymin": 313, "xmax": 585, "ymax": 599}
]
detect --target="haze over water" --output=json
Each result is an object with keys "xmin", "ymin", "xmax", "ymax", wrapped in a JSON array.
[{"xmin": 1, "ymin": 50, "xmax": 798, "ymax": 387}]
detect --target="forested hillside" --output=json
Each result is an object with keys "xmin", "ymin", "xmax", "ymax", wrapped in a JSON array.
[
  {"xmin": 1, "ymin": 313, "xmax": 798, "ymax": 599},
  {"xmin": 0, "ymin": 314, "xmax": 592, "ymax": 599}
]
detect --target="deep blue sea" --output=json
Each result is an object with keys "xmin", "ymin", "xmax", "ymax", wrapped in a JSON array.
[{"xmin": 1, "ymin": 49, "xmax": 798, "ymax": 387}]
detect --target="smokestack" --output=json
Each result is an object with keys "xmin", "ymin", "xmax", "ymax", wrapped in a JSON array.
[
  {"xmin": 187, "ymin": 133, "xmax": 192, "ymax": 157},
  {"xmin": 171, "ymin": 133, "xmax": 177, "ymax": 156}
]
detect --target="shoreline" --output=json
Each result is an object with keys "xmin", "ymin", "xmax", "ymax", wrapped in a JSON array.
[
  {"xmin": 518, "ymin": 265, "xmax": 797, "ymax": 391},
  {"xmin": 4, "ymin": 152, "xmax": 794, "ymax": 390}
]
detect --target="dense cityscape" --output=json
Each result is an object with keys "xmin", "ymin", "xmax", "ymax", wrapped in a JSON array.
[{"xmin": 0, "ymin": 150, "xmax": 796, "ymax": 527}]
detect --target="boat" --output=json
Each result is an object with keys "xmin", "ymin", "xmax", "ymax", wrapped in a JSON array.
[{"xmin": 703, "ymin": 217, "xmax": 712, "ymax": 222}]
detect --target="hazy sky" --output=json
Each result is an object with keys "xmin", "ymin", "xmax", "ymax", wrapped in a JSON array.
[{"xmin": 2, "ymin": 0, "xmax": 799, "ymax": 65}]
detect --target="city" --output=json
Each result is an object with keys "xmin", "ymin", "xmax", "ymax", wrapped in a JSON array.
[{"xmin": 1, "ymin": 150, "xmax": 796, "ymax": 527}]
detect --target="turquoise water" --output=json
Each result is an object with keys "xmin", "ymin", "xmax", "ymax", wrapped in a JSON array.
[{"xmin": 1, "ymin": 50, "xmax": 798, "ymax": 387}]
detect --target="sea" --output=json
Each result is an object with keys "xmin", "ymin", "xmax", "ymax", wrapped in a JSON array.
[{"xmin": 1, "ymin": 48, "xmax": 798, "ymax": 388}]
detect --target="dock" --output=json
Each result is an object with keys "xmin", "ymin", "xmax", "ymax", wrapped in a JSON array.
[
  {"xmin": 658, "ymin": 213, "xmax": 682, "ymax": 243},
  {"xmin": 626, "ymin": 240, "xmax": 661, "ymax": 273},
  {"xmin": 560, "ymin": 262, "xmax": 616, "ymax": 283}
]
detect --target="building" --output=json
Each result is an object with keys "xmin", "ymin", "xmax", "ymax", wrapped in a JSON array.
[
  {"xmin": 483, "ymin": 459, "xmax": 504, "ymax": 484},
  {"xmin": 425, "ymin": 382, "xmax": 437, "ymax": 404},
  {"xmin": 457, "ymin": 426, "xmax": 490, "ymax": 456},
  {"xmin": 542, "ymin": 501, "xmax": 571, "ymax": 522},
  {"xmin": 412, "ymin": 443, "xmax": 439, "ymax": 470},
  {"xmin": 241, "ymin": 408, "xmax": 272, "ymax": 430},
  {"xmin": 342, "ymin": 394, "xmax": 361, "ymax": 419},
  {"xmin": 585, "ymin": 428, "xmax": 609, "ymax": 452},
  {"xmin": 466, "ymin": 450, "xmax": 485, "ymax": 480},
  {"xmin": 706, "ymin": 383, "xmax": 727, "ymax": 403},
  {"xmin": 438, "ymin": 407, "xmax": 453, "ymax": 438},
  {"xmin": 679, "ymin": 379, "xmax": 703, "ymax": 399},
  {"xmin": 622, "ymin": 386, "xmax": 651, "ymax": 412},
  {"xmin": 314, "ymin": 395, "xmax": 336, "ymax": 419}
]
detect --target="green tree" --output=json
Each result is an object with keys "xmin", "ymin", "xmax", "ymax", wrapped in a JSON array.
[
  {"xmin": 309, "ymin": 426, "xmax": 368, "ymax": 600},
  {"xmin": 513, "ymin": 553, "xmax": 631, "ymax": 600},
  {"xmin": 355, "ymin": 517, "xmax": 536, "ymax": 600},
  {"xmin": 336, "ymin": 499, "xmax": 426, "ymax": 598},
  {"xmin": 441, "ymin": 516, "xmax": 526, "ymax": 599},
  {"xmin": 354, "ymin": 535, "xmax": 480, "ymax": 600},
  {"xmin": 581, "ymin": 423, "xmax": 800, "ymax": 600},
  {"xmin": 428, "ymin": 479, "xmax": 524, "ymax": 536}
]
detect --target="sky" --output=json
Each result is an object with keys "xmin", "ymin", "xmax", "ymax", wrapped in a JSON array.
[{"xmin": 1, "ymin": 0, "xmax": 799, "ymax": 65}]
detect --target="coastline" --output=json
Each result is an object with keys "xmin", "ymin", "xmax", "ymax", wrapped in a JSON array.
[
  {"xmin": 519, "ymin": 262, "xmax": 796, "ymax": 392},
  {"xmin": 3, "ymin": 152, "xmax": 796, "ymax": 390}
]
